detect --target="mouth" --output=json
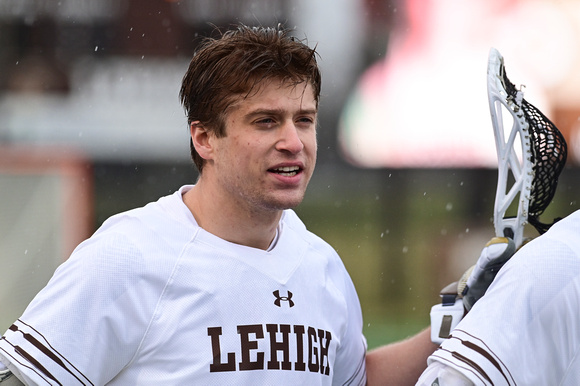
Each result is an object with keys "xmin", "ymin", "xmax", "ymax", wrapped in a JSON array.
[{"xmin": 270, "ymin": 165, "xmax": 301, "ymax": 177}]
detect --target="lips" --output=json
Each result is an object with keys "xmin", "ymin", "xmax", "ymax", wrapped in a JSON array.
[{"xmin": 270, "ymin": 165, "xmax": 301, "ymax": 177}]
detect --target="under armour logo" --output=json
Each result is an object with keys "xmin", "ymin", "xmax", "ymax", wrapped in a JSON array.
[{"xmin": 273, "ymin": 290, "xmax": 294, "ymax": 307}]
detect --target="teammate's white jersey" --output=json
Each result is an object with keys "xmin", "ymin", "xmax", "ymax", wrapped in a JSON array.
[
  {"xmin": 0, "ymin": 185, "xmax": 367, "ymax": 385},
  {"xmin": 420, "ymin": 209, "xmax": 580, "ymax": 386}
]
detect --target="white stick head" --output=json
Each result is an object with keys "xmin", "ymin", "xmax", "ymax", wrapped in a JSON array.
[{"xmin": 487, "ymin": 48, "xmax": 567, "ymax": 248}]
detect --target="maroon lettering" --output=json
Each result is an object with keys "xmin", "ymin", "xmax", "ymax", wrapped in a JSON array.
[
  {"xmin": 318, "ymin": 329, "xmax": 331, "ymax": 375},
  {"xmin": 308, "ymin": 326, "xmax": 319, "ymax": 372},
  {"xmin": 238, "ymin": 324, "xmax": 264, "ymax": 371},
  {"xmin": 207, "ymin": 324, "xmax": 332, "ymax": 376},
  {"xmin": 266, "ymin": 324, "xmax": 291, "ymax": 370},
  {"xmin": 208, "ymin": 327, "xmax": 236, "ymax": 372},
  {"xmin": 294, "ymin": 325, "xmax": 306, "ymax": 371}
]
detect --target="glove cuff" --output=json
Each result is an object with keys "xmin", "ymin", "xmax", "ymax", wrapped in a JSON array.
[{"xmin": 430, "ymin": 298, "xmax": 464, "ymax": 344}]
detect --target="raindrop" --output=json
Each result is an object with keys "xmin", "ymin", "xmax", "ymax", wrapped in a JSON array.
[
  {"xmin": 445, "ymin": 202, "xmax": 453, "ymax": 211},
  {"xmin": 94, "ymin": 46, "xmax": 99, "ymax": 52},
  {"xmin": 402, "ymin": 246, "xmax": 408, "ymax": 253}
]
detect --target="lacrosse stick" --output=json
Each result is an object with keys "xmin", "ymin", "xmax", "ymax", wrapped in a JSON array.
[
  {"xmin": 431, "ymin": 48, "xmax": 568, "ymax": 343},
  {"xmin": 461, "ymin": 49, "xmax": 568, "ymax": 311},
  {"xmin": 459, "ymin": 48, "xmax": 569, "ymax": 311},
  {"xmin": 487, "ymin": 47, "xmax": 567, "ymax": 248}
]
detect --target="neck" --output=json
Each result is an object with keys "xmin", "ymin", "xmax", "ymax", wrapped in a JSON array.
[{"xmin": 183, "ymin": 182, "xmax": 282, "ymax": 250}]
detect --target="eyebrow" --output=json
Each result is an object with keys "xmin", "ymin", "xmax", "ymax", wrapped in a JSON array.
[{"xmin": 245, "ymin": 108, "xmax": 318, "ymax": 118}]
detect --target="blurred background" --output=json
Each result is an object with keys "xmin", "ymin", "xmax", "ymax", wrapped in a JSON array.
[{"xmin": 1, "ymin": 0, "xmax": 580, "ymax": 348}]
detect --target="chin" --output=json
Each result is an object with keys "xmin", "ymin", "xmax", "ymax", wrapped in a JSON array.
[{"xmin": 268, "ymin": 195, "xmax": 305, "ymax": 211}]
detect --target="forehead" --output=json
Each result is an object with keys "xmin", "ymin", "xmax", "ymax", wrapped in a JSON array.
[{"xmin": 229, "ymin": 80, "xmax": 317, "ymax": 113}]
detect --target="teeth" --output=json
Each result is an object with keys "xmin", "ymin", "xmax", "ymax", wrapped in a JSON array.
[
  {"xmin": 273, "ymin": 166, "xmax": 300, "ymax": 176},
  {"xmin": 276, "ymin": 166, "xmax": 299, "ymax": 172}
]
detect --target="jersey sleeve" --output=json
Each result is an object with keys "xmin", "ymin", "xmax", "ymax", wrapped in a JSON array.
[
  {"xmin": 426, "ymin": 233, "xmax": 580, "ymax": 386},
  {"xmin": 416, "ymin": 360, "xmax": 475, "ymax": 386},
  {"xmin": 0, "ymin": 230, "xmax": 160, "ymax": 386}
]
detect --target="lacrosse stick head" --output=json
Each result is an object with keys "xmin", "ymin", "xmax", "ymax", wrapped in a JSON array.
[{"xmin": 487, "ymin": 48, "xmax": 567, "ymax": 248}]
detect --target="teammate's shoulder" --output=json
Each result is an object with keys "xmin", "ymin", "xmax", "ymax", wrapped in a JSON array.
[
  {"xmin": 522, "ymin": 209, "xmax": 580, "ymax": 259},
  {"xmin": 548, "ymin": 209, "xmax": 580, "ymax": 238}
]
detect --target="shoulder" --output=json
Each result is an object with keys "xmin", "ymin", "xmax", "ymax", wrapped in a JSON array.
[
  {"xmin": 61, "ymin": 188, "xmax": 197, "ymax": 294},
  {"xmin": 99, "ymin": 187, "xmax": 194, "ymax": 234},
  {"xmin": 88, "ymin": 188, "xmax": 196, "ymax": 255},
  {"xmin": 503, "ymin": 210, "xmax": 580, "ymax": 277},
  {"xmin": 280, "ymin": 209, "xmax": 356, "ymax": 292},
  {"xmin": 541, "ymin": 209, "xmax": 580, "ymax": 252},
  {"xmin": 281, "ymin": 209, "xmax": 339, "ymax": 258},
  {"xmin": 280, "ymin": 208, "xmax": 307, "ymax": 231}
]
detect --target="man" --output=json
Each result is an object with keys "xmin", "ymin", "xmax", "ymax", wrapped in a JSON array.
[
  {"xmin": 0, "ymin": 24, "xmax": 438, "ymax": 385},
  {"xmin": 417, "ymin": 209, "xmax": 580, "ymax": 385}
]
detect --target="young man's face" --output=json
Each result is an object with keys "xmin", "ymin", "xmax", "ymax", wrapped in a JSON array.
[{"xmin": 208, "ymin": 79, "xmax": 318, "ymax": 213}]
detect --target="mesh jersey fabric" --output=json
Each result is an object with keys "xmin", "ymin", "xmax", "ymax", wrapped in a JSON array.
[
  {"xmin": 0, "ymin": 185, "xmax": 367, "ymax": 385},
  {"xmin": 425, "ymin": 209, "xmax": 580, "ymax": 386}
]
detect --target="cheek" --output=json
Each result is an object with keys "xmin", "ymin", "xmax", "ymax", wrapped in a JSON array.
[
  {"xmin": 223, "ymin": 136, "xmax": 257, "ymax": 164},
  {"xmin": 303, "ymin": 133, "xmax": 317, "ymax": 153}
]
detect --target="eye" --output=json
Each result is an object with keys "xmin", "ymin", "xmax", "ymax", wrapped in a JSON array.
[
  {"xmin": 296, "ymin": 116, "xmax": 315, "ymax": 128},
  {"xmin": 254, "ymin": 117, "xmax": 277, "ymax": 129}
]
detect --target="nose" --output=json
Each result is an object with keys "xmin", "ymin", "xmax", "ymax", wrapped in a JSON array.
[{"xmin": 276, "ymin": 122, "xmax": 304, "ymax": 154}]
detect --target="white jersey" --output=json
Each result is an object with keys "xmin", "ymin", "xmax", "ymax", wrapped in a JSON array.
[
  {"xmin": 421, "ymin": 209, "xmax": 580, "ymax": 386},
  {"xmin": 0, "ymin": 185, "xmax": 367, "ymax": 385}
]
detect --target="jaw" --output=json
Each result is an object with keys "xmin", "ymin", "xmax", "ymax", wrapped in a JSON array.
[{"xmin": 262, "ymin": 174, "xmax": 312, "ymax": 210}]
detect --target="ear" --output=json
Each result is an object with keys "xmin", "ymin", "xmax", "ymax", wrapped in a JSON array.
[{"xmin": 190, "ymin": 121, "xmax": 213, "ymax": 160}]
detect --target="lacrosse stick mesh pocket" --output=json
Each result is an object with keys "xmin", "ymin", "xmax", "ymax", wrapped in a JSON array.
[{"xmin": 500, "ymin": 67, "xmax": 568, "ymax": 234}]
